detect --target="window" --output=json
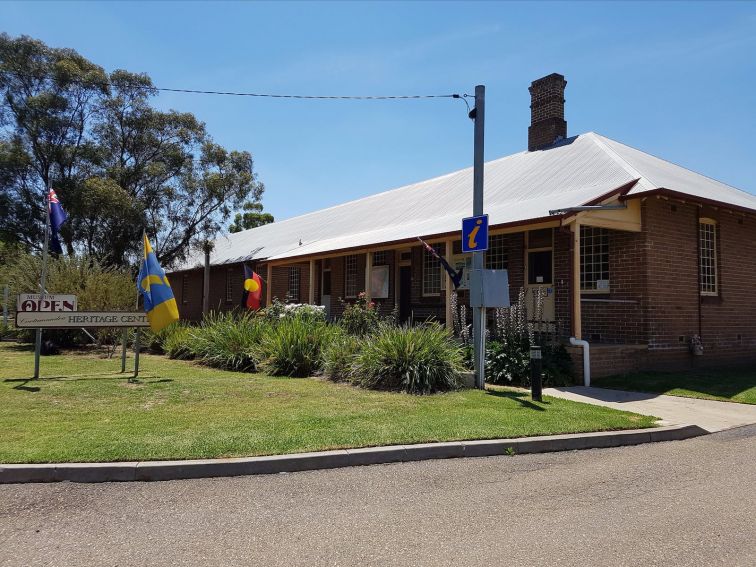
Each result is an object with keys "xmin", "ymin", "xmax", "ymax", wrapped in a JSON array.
[
  {"xmin": 422, "ymin": 243, "xmax": 444, "ymax": 296},
  {"xmin": 486, "ymin": 234, "xmax": 508, "ymax": 269},
  {"xmin": 181, "ymin": 274, "xmax": 189, "ymax": 304},
  {"xmin": 287, "ymin": 267, "xmax": 300, "ymax": 302},
  {"xmin": 225, "ymin": 269, "xmax": 234, "ymax": 302},
  {"xmin": 699, "ymin": 219, "xmax": 718, "ymax": 296},
  {"xmin": 580, "ymin": 226, "xmax": 609, "ymax": 291},
  {"xmin": 373, "ymin": 250, "xmax": 387, "ymax": 265},
  {"xmin": 344, "ymin": 255, "xmax": 358, "ymax": 298}
]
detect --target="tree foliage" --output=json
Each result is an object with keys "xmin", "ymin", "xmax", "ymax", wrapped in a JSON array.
[
  {"xmin": 229, "ymin": 201, "xmax": 274, "ymax": 233},
  {"xmin": 0, "ymin": 34, "xmax": 265, "ymax": 268}
]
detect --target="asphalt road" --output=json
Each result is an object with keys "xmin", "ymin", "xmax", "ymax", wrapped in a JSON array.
[{"xmin": 1, "ymin": 426, "xmax": 754, "ymax": 567}]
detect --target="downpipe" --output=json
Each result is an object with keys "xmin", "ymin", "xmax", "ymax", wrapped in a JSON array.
[{"xmin": 570, "ymin": 337, "xmax": 590, "ymax": 387}]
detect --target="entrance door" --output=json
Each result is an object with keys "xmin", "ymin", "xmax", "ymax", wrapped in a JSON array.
[
  {"xmin": 321, "ymin": 269, "xmax": 331, "ymax": 320},
  {"xmin": 525, "ymin": 229, "xmax": 556, "ymax": 330},
  {"xmin": 399, "ymin": 266, "xmax": 412, "ymax": 323}
]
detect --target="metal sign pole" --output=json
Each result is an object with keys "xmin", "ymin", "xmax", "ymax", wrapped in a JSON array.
[
  {"xmin": 133, "ymin": 329, "xmax": 140, "ymax": 379},
  {"xmin": 34, "ymin": 180, "xmax": 52, "ymax": 380},
  {"xmin": 121, "ymin": 328, "xmax": 128, "ymax": 372},
  {"xmin": 472, "ymin": 85, "xmax": 486, "ymax": 390},
  {"xmin": 2, "ymin": 285, "xmax": 8, "ymax": 328}
]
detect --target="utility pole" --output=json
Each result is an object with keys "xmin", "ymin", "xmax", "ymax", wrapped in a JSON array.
[{"xmin": 472, "ymin": 85, "xmax": 486, "ymax": 390}]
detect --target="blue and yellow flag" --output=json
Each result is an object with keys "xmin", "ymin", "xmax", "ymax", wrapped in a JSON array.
[{"xmin": 137, "ymin": 234, "xmax": 179, "ymax": 332}]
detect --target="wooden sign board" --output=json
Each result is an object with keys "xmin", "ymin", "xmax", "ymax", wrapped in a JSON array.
[
  {"xmin": 17, "ymin": 293, "xmax": 77, "ymax": 312},
  {"xmin": 16, "ymin": 311, "xmax": 149, "ymax": 328}
]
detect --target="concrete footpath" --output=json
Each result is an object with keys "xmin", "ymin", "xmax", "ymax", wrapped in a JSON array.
[
  {"xmin": 0, "ymin": 424, "xmax": 705, "ymax": 484},
  {"xmin": 545, "ymin": 386, "xmax": 756, "ymax": 432}
]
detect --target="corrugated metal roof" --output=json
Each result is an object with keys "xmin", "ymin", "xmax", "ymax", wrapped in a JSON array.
[{"xmin": 174, "ymin": 132, "xmax": 756, "ymax": 270}]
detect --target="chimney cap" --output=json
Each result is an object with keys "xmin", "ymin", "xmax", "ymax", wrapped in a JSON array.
[{"xmin": 529, "ymin": 73, "xmax": 567, "ymax": 89}]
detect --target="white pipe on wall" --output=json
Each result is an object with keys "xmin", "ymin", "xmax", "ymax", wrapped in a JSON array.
[{"xmin": 570, "ymin": 337, "xmax": 590, "ymax": 387}]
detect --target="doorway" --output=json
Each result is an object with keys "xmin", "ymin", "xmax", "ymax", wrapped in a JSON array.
[
  {"xmin": 321, "ymin": 268, "xmax": 331, "ymax": 320},
  {"xmin": 525, "ymin": 229, "xmax": 556, "ymax": 328}
]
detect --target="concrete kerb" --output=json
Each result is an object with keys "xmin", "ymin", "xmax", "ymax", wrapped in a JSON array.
[{"xmin": 0, "ymin": 424, "xmax": 708, "ymax": 484}]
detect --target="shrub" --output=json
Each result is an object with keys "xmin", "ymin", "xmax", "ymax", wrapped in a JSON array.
[
  {"xmin": 263, "ymin": 299, "xmax": 326, "ymax": 323},
  {"xmin": 338, "ymin": 292, "xmax": 381, "ymax": 336},
  {"xmin": 190, "ymin": 311, "xmax": 268, "ymax": 371},
  {"xmin": 351, "ymin": 324, "xmax": 464, "ymax": 394},
  {"xmin": 542, "ymin": 342, "xmax": 574, "ymax": 386},
  {"xmin": 163, "ymin": 325, "xmax": 196, "ymax": 360},
  {"xmin": 261, "ymin": 315, "xmax": 336, "ymax": 377},
  {"xmin": 323, "ymin": 331, "xmax": 362, "ymax": 382},
  {"xmin": 486, "ymin": 338, "xmax": 529, "ymax": 385}
]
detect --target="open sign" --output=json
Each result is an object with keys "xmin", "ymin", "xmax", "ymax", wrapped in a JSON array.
[{"xmin": 17, "ymin": 294, "xmax": 77, "ymax": 312}]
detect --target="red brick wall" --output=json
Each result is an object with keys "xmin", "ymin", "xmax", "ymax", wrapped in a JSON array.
[
  {"xmin": 580, "ymin": 228, "xmax": 646, "ymax": 344},
  {"xmin": 644, "ymin": 198, "xmax": 756, "ymax": 363}
]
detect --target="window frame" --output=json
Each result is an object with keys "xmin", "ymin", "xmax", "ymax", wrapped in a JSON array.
[
  {"xmin": 422, "ymin": 243, "xmax": 445, "ymax": 297},
  {"xmin": 699, "ymin": 218, "xmax": 718, "ymax": 296},
  {"xmin": 580, "ymin": 226, "xmax": 610, "ymax": 293},
  {"xmin": 225, "ymin": 268, "xmax": 234, "ymax": 303},
  {"xmin": 181, "ymin": 274, "xmax": 190, "ymax": 305},
  {"xmin": 344, "ymin": 254, "xmax": 358, "ymax": 298},
  {"xmin": 485, "ymin": 234, "xmax": 508, "ymax": 270},
  {"xmin": 287, "ymin": 266, "xmax": 301, "ymax": 303}
]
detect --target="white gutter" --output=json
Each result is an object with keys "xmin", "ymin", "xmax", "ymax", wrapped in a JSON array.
[{"xmin": 570, "ymin": 337, "xmax": 590, "ymax": 387}]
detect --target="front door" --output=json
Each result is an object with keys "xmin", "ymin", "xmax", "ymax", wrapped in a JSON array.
[
  {"xmin": 321, "ymin": 269, "xmax": 331, "ymax": 320},
  {"xmin": 399, "ymin": 266, "xmax": 412, "ymax": 323},
  {"xmin": 525, "ymin": 229, "xmax": 556, "ymax": 329}
]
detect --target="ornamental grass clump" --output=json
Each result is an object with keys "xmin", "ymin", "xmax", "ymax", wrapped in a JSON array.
[
  {"xmin": 190, "ymin": 311, "xmax": 267, "ymax": 372},
  {"xmin": 164, "ymin": 325, "xmax": 196, "ymax": 360},
  {"xmin": 261, "ymin": 314, "xmax": 336, "ymax": 377},
  {"xmin": 351, "ymin": 324, "xmax": 464, "ymax": 394},
  {"xmin": 322, "ymin": 331, "xmax": 362, "ymax": 382}
]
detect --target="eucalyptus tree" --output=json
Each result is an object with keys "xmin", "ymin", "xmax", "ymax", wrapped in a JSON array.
[{"xmin": 0, "ymin": 33, "xmax": 265, "ymax": 268}]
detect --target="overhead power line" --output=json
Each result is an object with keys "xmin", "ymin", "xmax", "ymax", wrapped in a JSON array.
[{"xmin": 152, "ymin": 87, "xmax": 464, "ymax": 100}]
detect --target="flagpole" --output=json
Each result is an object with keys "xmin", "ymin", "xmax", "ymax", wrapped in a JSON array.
[{"xmin": 33, "ymin": 179, "xmax": 52, "ymax": 380}]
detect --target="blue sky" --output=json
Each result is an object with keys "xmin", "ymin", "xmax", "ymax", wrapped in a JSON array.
[{"xmin": 3, "ymin": 1, "xmax": 756, "ymax": 222}]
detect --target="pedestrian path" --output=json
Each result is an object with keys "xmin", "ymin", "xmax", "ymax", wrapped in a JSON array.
[{"xmin": 544, "ymin": 386, "xmax": 756, "ymax": 432}]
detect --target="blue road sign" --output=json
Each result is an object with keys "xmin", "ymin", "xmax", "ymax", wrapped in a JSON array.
[{"xmin": 462, "ymin": 214, "xmax": 489, "ymax": 253}]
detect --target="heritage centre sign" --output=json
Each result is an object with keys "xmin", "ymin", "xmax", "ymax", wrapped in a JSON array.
[
  {"xmin": 461, "ymin": 214, "xmax": 489, "ymax": 253},
  {"xmin": 17, "ymin": 293, "xmax": 77, "ymax": 312},
  {"xmin": 16, "ymin": 311, "xmax": 149, "ymax": 329}
]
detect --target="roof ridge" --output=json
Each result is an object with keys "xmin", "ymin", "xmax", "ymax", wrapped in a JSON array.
[
  {"xmin": 590, "ymin": 132, "xmax": 756, "ymax": 200},
  {"xmin": 584, "ymin": 132, "xmax": 655, "ymax": 191}
]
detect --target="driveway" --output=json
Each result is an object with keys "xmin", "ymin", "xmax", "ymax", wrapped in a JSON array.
[{"xmin": 545, "ymin": 386, "xmax": 756, "ymax": 432}]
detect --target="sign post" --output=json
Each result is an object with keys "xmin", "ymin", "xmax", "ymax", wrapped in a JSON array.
[{"xmin": 471, "ymin": 85, "xmax": 486, "ymax": 390}]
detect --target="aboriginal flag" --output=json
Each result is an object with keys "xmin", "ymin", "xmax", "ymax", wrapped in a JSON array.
[{"xmin": 241, "ymin": 264, "xmax": 262, "ymax": 310}]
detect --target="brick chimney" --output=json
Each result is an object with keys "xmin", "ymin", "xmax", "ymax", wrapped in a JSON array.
[{"xmin": 528, "ymin": 73, "xmax": 567, "ymax": 151}]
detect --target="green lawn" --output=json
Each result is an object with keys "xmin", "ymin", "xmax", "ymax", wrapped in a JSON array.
[
  {"xmin": 594, "ymin": 368, "xmax": 756, "ymax": 405},
  {"xmin": 0, "ymin": 342, "xmax": 657, "ymax": 464}
]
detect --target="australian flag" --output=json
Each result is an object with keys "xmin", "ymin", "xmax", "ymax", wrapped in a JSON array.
[{"xmin": 48, "ymin": 188, "xmax": 68, "ymax": 254}]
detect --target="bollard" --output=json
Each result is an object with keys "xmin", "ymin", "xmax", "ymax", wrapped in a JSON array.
[{"xmin": 530, "ymin": 345, "xmax": 543, "ymax": 402}]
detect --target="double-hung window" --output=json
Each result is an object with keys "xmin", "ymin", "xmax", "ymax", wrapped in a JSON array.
[
  {"xmin": 699, "ymin": 219, "xmax": 718, "ymax": 296},
  {"xmin": 580, "ymin": 226, "xmax": 609, "ymax": 291}
]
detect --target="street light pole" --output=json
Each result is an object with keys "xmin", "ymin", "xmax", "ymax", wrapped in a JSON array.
[{"xmin": 472, "ymin": 85, "xmax": 486, "ymax": 390}]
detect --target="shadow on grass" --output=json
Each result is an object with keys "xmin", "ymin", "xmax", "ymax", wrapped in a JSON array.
[
  {"xmin": 485, "ymin": 388, "xmax": 549, "ymax": 411},
  {"xmin": 594, "ymin": 368, "xmax": 756, "ymax": 402},
  {"xmin": 10, "ymin": 380, "xmax": 40, "ymax": 393},
  {"xmin": 4, "ymin": 374, "xmax": 172, "ymax": 384}
]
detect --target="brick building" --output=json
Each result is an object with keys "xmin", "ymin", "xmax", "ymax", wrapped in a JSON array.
[{"xmin": 170, "ymin": 73, "xmax": 756, "ymax": 379}]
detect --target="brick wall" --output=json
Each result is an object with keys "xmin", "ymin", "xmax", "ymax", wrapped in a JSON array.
[{"xmin": 580, "ymin": 228, "xmax": 646, "ymax": 344}]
